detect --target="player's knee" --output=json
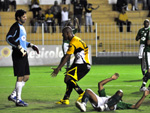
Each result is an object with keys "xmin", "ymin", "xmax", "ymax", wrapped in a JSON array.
[
  {"xmin": 98, "ymin": 81, "xmax": 103, "ymax": 89},
  {"xmin": 24, "ymin": 76, "xmax": 29, "ymax": 82},
  {"xmin": 64, "ymin": 75, "xmax": 71, "ymax": 83},
  {"xmin": 98, "ymin": 82, "xmax": 101, "ymax": 87},
  {"xmin": 85, "ymin": 88, "xmax": 92, "ymax": 94},
  {"xmin": 144, "ymin": 72, "xmax": 150, "ymax": 80}
]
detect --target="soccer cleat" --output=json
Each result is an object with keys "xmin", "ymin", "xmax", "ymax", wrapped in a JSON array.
[
  {"xmin": 140, "ymin": 87, "xmax": 147, "ymax": 92},
  {"xmin": 76, "ymin": 92, "xmax": 85, "ymax": 102},
  {"xmin": 16, "ymin": 100, "xmax": 28, "ymax": 107},
  {"xmin": 56, "ymin": 99, "xmax": 69, "ymax": 105},
  {"xmin": 8, "ymin": 95, "xmax": 17, "ymax": 103},
  {"xmin": 75, "ymin": 101, "xmax": 86, "ymax": 112}
]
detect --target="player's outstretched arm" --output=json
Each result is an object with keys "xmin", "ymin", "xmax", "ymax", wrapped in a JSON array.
[
  {"xmin": 131, "ymin": 90, "xmax": 149, "ymax": 109},
  {"xmin": 51, "ymin": 54, "xmax": 71, "ymax": 77},
  {"xmin": 98, "ymin": 73, "xmax": 119, "ymax": 91},
  {"xmin": 93, "ymin": 5, "xmax": 100, "ymax": 10},
  {"xmin": 74, "ymin": 17, "xmax": 80, "ymax": 31}
]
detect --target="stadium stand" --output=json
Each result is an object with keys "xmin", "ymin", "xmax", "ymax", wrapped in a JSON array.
[{"xmin": 0, "ymin": 0, "xmax": 150, "ymax": 56}]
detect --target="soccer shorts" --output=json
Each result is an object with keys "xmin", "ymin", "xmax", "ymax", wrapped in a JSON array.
[
  {"xmin": 138, "ymin": 44, "xmax": 145, "ymax": 59},
  {"xmin": 66, "ymin": 63, "xmax": 91, "ymax": 81},
  {"xmin": 86, "ymin": 89, "xmax": 112, "ymax": 111},
  {"xmin": 12, "ymin": 50, "xmax": 30, "ymax": 77},
  {"xmin": 145, "ymin": 51, "xmax": 150, "ymax": 70}
]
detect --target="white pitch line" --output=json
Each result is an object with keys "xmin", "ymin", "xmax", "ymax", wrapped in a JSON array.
[{"xmin": 0, "ymin": 85, "xmax": 139, "ymax": 89}]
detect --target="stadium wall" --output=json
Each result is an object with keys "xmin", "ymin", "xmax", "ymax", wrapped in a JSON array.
[
  {"xmin": 0, "ymin": 45, "xmax": 92, "ymax": 66},
  {"xmin": 92, "ymin": 56, "xmax": 140, "ymax": 64}
]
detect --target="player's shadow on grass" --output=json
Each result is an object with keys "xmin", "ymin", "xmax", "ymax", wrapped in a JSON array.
[
  {"xmin": 131, "ymin": 91, "xmax": 142, "ymax": 95},
  {"xmin": 143, "ymin": 100, "xmax": 150, "ymax": 106},
  {"xmin": 0, "ymin": 105, "xmax": 16, "ymax": 110},
  {"xmin": 123, "ymin": 79, "xmax": 142, "ymax": 82},
  {"xmin": 31, "ymin": 104, "xmax": 74, "ymax": 111}
]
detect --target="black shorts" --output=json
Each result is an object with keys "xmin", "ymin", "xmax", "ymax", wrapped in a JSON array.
[
  {"xmin": 66, "ymin": 63, "xmax": 91, "ymax": 81},
  {"xmin": 12, "ymin": 49, "xmax": 30, "ymax": 77}
]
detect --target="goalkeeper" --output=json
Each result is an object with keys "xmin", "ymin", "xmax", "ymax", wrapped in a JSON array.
[
  {"xmin": 76, "ymin": 73, "xmax": 149, "ymax": 112},
  {"xmin": 6, "ymin": 9, "xmax": 39, "ymax": 107}
]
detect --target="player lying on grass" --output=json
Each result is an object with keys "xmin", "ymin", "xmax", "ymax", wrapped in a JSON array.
[{"xmin": 75, "ymin": 73, "xmax": 150, "ymax": 112}]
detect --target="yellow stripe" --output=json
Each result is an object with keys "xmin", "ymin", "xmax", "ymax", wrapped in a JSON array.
[{"xmin": 66, "ymin": 66, "xmax": 78, "ymax": 81}]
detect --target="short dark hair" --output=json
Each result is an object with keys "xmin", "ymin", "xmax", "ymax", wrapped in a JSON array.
[
  {"xmin": 62, "ymin": 26, "xmax": 72, "ymax": 33},
  {"xmin": 15, "ymin": 9, "xmax": 26, "ymax": 21}
]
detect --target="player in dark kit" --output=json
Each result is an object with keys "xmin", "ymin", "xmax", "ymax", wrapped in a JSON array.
[
  {"xmin": 140, "ymin": 19, "xmax": 150, "ymax": 92},
  {"xmin": 136, "ymin": 19, "xmax": 150, "ymax": 78},
  {"xmin": 6, "ymin": 9, "xmax": 39, "ymax": 107}
]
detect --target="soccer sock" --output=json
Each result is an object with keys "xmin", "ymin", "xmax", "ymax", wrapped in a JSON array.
[
  {"xmin": 142, "ymin": 70, "xmax": 145, "ymax": 76},
  {"xmin": 81, "ymin": 92, "xmax": 90, "ymax": 104},
  {"xmin": 22, "ymin": 81, "xmax": 25, "ymax": 87},
  {"xmin": 63, "ymin": 84, "xmax": 73, "ymax": 100},
  {"xmin": 16, "ymin": 82, "xmax": 23, "ymax": 101},
  {"xmin": 141, "ymin": 72, "xmax": 150, "ymax": 87},
  {"xmin": 63, "ymin": 79, "xmax": 84, "ymax": 100},
  {"xmin": 11, "ymin": 88, "xmax": 16, "ymax": 97},
  {"xmin": 142, "ymin": 82, "xmax": 147, "ymax": 87}
]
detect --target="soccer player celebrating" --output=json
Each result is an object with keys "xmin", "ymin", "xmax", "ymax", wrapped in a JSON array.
[
  {"xmin": 51, "ymin": 26, "xmax": 91, "ymax": 104},
  {"xmin": 6, "ymin": 9, "xmax": 39, "ymax": 106},
  {"xmin": 136, "ymin": 19, "xmax": 150, "ymax": 78},
  {"xmin": 76, "ymin": 73, "xmax": 150, "ymax": 112}
]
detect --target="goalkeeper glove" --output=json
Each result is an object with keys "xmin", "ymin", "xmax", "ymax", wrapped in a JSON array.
[
  {"xmin": 18, "ymin": 45, "xmax": 27, "ymax": 57},
  {"xmin": 30, "ymin": 43, "xmax": 39, "ymax": 54}
]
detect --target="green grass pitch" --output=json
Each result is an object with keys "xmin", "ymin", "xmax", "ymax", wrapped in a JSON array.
[{"xmin": 0, "ymin": 65, "xmax": 150, "ymax": 113}]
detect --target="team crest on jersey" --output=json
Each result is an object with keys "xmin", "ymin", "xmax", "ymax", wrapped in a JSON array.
[{"xmin": 21, "ymin": 36, "xmax": 26, "ymax": 41}]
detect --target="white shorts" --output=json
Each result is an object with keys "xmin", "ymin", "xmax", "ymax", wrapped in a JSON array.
[
  {"xmin": 145, "ymin": 51, "xmax": 150, "ymax": 69},
  {"xmin": 138, "ymin": 44, "xmax": 145, "ymax": 59},
  {"xmin": 87, "ymin": 89, "xmax": 117, "ymax": 111},
  {"xmin": 87, "ymin": 89, "xmax": 110, "ymax": 110}
]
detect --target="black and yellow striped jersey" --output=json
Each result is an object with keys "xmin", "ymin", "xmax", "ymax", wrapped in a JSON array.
[{"xmin": 67, "ymin": 36, "xmax": 90, "ymax": 64}]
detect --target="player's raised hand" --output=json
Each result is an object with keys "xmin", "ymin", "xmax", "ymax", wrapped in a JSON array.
[
  {"xmin": 111, "ymin": 73, "xmax": 120, "ymax": 80},
  {"xmin": 51, "ymin": 67, "xmax": 59, "ymax": 77}
]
